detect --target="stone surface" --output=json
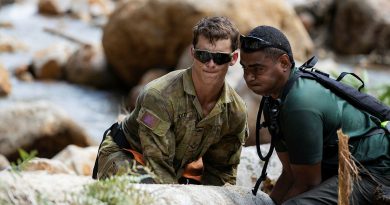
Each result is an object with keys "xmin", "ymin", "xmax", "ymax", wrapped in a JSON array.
[
  {"xmin": 0, "ymin": 63, "xmax": 12, "ymax": 97},
  {"xmin": 0, "ymin": 155, "xmax": 10, "ymax": 171},
  {"xmin": 32, "ymin": 43, "xmax": 73, "ymax": 80},
  {"xmin": 65, "ymin": 44, "xmax": 119, "ymax": 88},
  {"xmin": 0, "ymin": 171, "xmax": 275, "ymax": 205},
  {"xmin": 22, "ymin": 157, "xmax": 75, "ymax": 174},
  {"xmin": 333, "ymin": 0, "xmax": 390, "ymax": 55},
  {"xmin": 237, "ymin": 145, "xmax": 282, "ymax": 190},
  {"xmin": 53, "ymin": 145, "xmax": 98, "ymax": 176},
  {"xmin": 0, "ymin": 101, "xmax": 94, "ymax": 162}
]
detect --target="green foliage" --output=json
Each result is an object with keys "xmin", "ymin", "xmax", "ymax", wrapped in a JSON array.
[
  {"xmin": 72, "ymin": 175, "xmax": 156, "ymax": 205},
  {"xmin": 10, "ymin": 149, "xmax": 37, "ymax": 172},
  {"xmin": 329, "ymin": 69, "xmax": 390, "ymax": 106},
  {"xmin": 329, "ymin": 70, "xmax": 368, "ymax": 93},
  {"xmin": 377, "ymin": 85, "xmax": 390, "ymax": 106}
]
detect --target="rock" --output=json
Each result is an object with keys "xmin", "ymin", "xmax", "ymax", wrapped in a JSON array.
[
  {"xmin": 38, "ymin": 0, "xmax": 115, "ymax": 21},
  {"xmin": 237, "ymin": 145, "xmax": 282, "ymax": 191},
  {"xmin": 0, "ymin": 154, "xmax": 10, "ymax": 171},
  {"xmin": 126, "ymin": 69, "xmax": 168, "ymax": 111},
  {"xmin": 53, "ymin": 145, "xmax": 98, "ymax": 176},
  {"xmin": 65, "ymin": 44, "xmax": 119, "ymax": 88},
  {"xmin": 332, "ymin": 0, "xmax": 390, "ymax": 55},
  {"xmin": 0, "ymin": 34, "xmax": 28, "ymax": 53},
  {"xmin": 13, "ymin": 64, "xmax": 34, "ymax": 82},
  {"xmin": 22, "ymin": 157, "xmax": 75, "ymax": 175},
  {"xmin": 0, "ymin": 171, "xmax": 92, "ymax": 205},
  {"xmin": 0, "ymin": 101, "xmax": 94, "ymax": 162},
  {"xmin": 38, "ymin": 0, "xmax": 72, "ymax": 15},
  {"xmin": 103, "ymin": 0, "xmax": 313, "ymax": 87},
  {"xmin": 0, "ymin": 171, "xmax": 275, "ymax": 205},
  {"xmin": 32, "ymin": 43, "xmax": 73, "ymax": 80},
  {"xmin": 0, "ymin": 63, "xmax": 12, "ymax": 96}
]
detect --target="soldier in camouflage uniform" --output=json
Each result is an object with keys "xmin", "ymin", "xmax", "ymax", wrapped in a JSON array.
[{"xmin": 93, "ymin": 16, "xmax": 248, "ymax": 185}]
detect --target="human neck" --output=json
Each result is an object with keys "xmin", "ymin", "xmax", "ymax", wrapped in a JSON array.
[
  {"xmin": 192, "ymin": 73, "xmax": 224, "ymax": 116},
  {"xmin": 270, "ymin": 68, "xmax": 292, "ymax": 99}
]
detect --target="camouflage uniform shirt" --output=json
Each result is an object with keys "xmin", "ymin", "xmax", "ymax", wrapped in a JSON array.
[{"xmin": 120, "ymin": 68, "xmax": 248, "ymax": 185}]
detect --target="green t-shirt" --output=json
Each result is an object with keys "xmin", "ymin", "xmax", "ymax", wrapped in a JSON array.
[{"xmin": 276, "ymin": 68, "xmax": 390, "ymax": 179}]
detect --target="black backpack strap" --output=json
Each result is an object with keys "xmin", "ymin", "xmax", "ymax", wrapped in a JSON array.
[
  {"xmin": 336, "ymin": 72, "xmax": 365, "ymax": 91},
  {"xmin": 92, "ymin": 122, "xmax": 131, "ymax": 179},
  {"xmin": 252, "ymin": 97, "xmax": 281, "ymax": 195},
  {"xmin": 299, "ymin": 56, "xmax": 318, "ymax": 69},
  {"xmin": 92, "ymin": 122, "xmax": 118, "ymax": 179}
]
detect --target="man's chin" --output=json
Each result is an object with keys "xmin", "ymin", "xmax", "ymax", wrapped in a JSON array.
[{"xmin": 248, "ymin": 87, "xmax": 264, "ymax": 95}]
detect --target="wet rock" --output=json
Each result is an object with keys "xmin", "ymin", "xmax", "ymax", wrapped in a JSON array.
[
  {"xmin": 103, "ymin": 0, "xmax": 313, "ymax": 87},
  {"xmin": 0, "ymin": 63, "xmax": 12, "ymax": 96},
  {"xmin": 53, "ymin": 145, "xmax": 98, "ymax": 176},
  {"xmin": 0, "ymin": 101, "xmax": 94, "ymax": 162}
]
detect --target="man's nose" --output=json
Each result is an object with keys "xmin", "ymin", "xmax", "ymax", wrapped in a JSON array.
[
  {"xmin": 245, "ymin": 71, "xmax": 255, "ymax": 81},
  {"xmin": 206, "ymin": 59, "xmax": 217, "ymax": 67}
]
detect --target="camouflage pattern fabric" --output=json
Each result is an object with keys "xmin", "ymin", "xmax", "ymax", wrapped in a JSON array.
[{"xmin": 97, "ymin": 68, "xmax": 248, "ymax": 185}]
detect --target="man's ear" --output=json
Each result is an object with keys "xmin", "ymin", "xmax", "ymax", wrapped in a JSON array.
[
  {"xmin": 279, "ymin": 54, "xmax": 291, "ymax": 71},
  {"xmin": 190, "ymin": 46, "xmax": 195, "ymax": 58},
  {"xmin": 230, "ymin": 51, "xmax": 239, "ymax": 66}
]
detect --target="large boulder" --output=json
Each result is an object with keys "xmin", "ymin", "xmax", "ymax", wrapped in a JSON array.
[
  {"xmin": 0, "ymin": 101, "xmax": 94, "ymax": 162},
  {"xmin": 332, "ymin": 0, "xmax": 390, "ymax": 55},
  {"xmin": 0, "ymin": 171, "xmax": 275, "ymax": 205},
  {"xmin": 103, "ymin": 0, "xmax": 313, "ymax": 87},
  {"xmin": 64, "ymin": 44, "xmax": 120, "ymax": 88}
]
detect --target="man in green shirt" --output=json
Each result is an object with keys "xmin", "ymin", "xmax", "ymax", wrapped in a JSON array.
[
  {"xmin": 240, "ymin": 25, "xmax": 390, "ymax": 204},
  {"xmin": 93, "ymin": 16, "xmax": 248, "ymax": 185}
]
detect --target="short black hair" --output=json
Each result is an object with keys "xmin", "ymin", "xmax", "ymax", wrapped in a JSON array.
[
  {"xmin": 243, "ymin": 26, "xmax": 294, "ymax": 65},
  {"xmin": 192, "ymin": 16, "xmax": 239, "ymax": 52}
]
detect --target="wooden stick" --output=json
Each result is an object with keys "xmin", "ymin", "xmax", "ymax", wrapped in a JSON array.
[
  {"xmin": 337, "ymin": 130, "xmax": 359, "ymax": 205},
  {"xmin": 43, "ymin": 27, "xmax": 90, "ymax": 46}
]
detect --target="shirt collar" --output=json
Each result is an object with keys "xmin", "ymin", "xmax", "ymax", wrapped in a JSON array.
[{"xmin": 183, "ymin": 67, "xmax": 232, "ymax": 104}]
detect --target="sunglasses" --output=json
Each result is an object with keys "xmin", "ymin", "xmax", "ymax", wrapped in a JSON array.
[
  {"xmin": 240, "ymin": 35, "xmax": 273, "ymax": 51},
  {"xmin": 193, "ymin": 49, "xmax": 233, "ymax": 65}
]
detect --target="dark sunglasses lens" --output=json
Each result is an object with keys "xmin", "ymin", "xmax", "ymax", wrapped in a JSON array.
[
  {"xmin": 195, "ymin": 50, "xmax": 231, "ymax": 65},
  {"xmin": 194, "ymin": 50, "xmax": 212, "ymax": 63},
  {"xmin": 212, "ymin": 53, "xmax": 232, "ymax": 65},
  {"xmin": 241, "ymin": 37, "xmax": 271, "ymax": 51}
]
